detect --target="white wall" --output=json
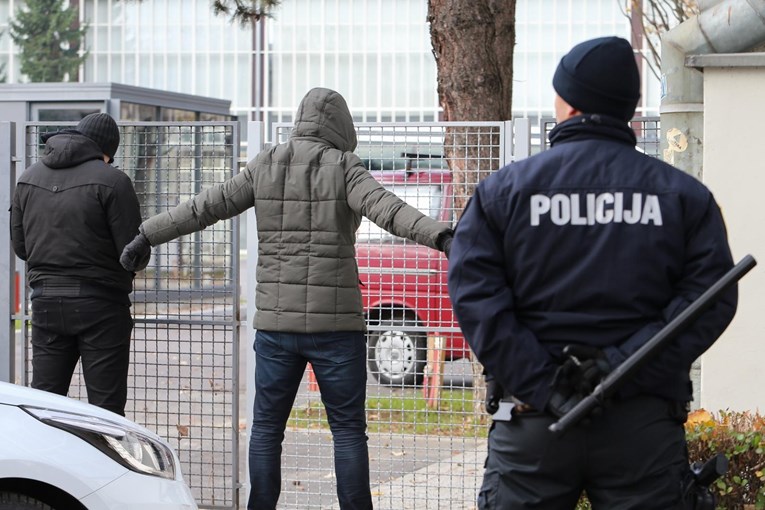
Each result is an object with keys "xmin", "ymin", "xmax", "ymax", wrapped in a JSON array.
[{"xmin": 700, "ymin": 66, "xmax": 765, "ymax": 413}]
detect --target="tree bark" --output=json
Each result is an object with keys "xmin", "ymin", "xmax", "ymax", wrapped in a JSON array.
[
  {"xmin": 427, "ymin": 0, "xmax": 516, "ymax": 214},
  {"xmin": 428, "ymin": 0, "xmax": 516, "ymax": 415},
  {"xmin": 428, "ymin": 0, "xmax": 515, "ymax": 122}
]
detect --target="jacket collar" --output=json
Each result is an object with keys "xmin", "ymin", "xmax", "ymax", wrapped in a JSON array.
[{"xmin": 548, "ymin": 114, "xmax": 637, "ymax": 148}]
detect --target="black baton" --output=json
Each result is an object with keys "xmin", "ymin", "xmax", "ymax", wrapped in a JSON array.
[{"xmin": 549, "ymin": 254, "xmax": 757, "ymax": 434}]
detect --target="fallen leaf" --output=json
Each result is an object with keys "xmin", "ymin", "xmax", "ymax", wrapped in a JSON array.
[
  {"xmin": 688, "ymin": 409, "xmax": 713, "ymax": 425},
  {"xmin": 176, "ymin": 424, "xmax": 190, "ymax": 437}
]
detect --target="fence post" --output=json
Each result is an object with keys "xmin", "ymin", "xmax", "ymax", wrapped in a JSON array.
[
  {"xmin": 0, "ymin": 122, "xmax": 17, "ymax": 383},
  {"xmin": 512, "ymin": 118, "xmax": 531, "ymax": 161},
  {"xmin": 245, "ymin": 121, "xmax": 263, "ymax": 491}
]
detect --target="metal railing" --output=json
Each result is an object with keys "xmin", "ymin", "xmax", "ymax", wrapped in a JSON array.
[{"xmin": 539, "ymin": 116, "xmax": 662, "ymax": 157}]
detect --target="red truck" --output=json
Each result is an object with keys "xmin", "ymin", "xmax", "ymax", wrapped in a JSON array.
[{"xmin": 356, "ymin": 165, "xmax": 470, "ymax": 386}]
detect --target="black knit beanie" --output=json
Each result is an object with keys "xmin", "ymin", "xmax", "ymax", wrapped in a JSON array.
[
  {"xmin": 76, "ymin": 113, "xmax": 120, "ymax": 163},
  {"xmin": 552, "ymin": 36, "xmax": 641, "ymax": 122}
]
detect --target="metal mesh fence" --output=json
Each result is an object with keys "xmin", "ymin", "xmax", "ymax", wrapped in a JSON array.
[
  {"xmin": 539, "ymin": 116, "xmax": 662, "ymax": 157},
  {"xmin": 22, "ymin": 122, "xmax": 241, "ymax": 509},
  {"xmin": 264, "ymin": 122, "xmax": 518, "ymax": 509}
]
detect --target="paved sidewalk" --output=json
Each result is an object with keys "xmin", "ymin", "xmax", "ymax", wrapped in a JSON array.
[{"xmin": 369, "ymin": 445, "xmax": 485, "ymax": 510}]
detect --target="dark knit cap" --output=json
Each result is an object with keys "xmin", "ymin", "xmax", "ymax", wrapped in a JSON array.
[
  {"xmin": 552, "ymin": 36, "xmax": 641, "ymax": 121},
  {"xmin": 76, "ymin": 113, "xmax": 120, "ymax": 163}
]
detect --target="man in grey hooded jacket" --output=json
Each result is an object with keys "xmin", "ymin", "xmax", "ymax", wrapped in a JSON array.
[{"xmin": 121, "ymin": 88, "xmax": 453, "ymax": 509}]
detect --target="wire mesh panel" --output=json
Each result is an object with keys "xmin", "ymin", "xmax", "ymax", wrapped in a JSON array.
[
  {"xmin": 22, "ymin": 122, "xmax": 241, "ymax": 509},
  {"xmin": 262, "ymin": 121, "xmax": 517, "ymax": 509},
  {"xmin": 539, "ymin": 116, "xmax": 662, "ymax": 157}
]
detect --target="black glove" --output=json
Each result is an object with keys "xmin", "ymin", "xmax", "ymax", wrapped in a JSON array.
[
  {"xmin": 546, "ymin": 359, "xmax": 586, "ymax": 418},
  {"xmin": 120, "ymin": 231, "xmax": 152, "ymax": 272},
  {"xmin": 437, "ymin": 230, "xmax": 454, "ymax": 258},
  {"xmin": 485, "ymin": 376, "xmax": 504, "ymax": 415},
  {"xmin": 546, "ymin": 345, "xmax": 611, "ymax": 419},
  {"xmin": 562, "ymin": 344, "xmax": 611, "ymax": 395}
]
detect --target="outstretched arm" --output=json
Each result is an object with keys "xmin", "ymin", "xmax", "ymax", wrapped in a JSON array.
[
  {"xmin": 344, "ymin": 157, "xmax": 452, "ymax": 251},
  {"xmin": 120, "ymin": 168, "xmax": 255, "ymax": 272}
]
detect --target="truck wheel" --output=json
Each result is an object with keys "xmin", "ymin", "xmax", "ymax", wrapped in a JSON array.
[
  {"xmin": 367, "ymin": 318, "xmax": 426, "ymax": 386},
  {"xmin": 0, "ymin": 493, "xmax": 54, "ymax": 510}
]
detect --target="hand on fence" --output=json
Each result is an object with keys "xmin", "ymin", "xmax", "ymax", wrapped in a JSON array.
[
  {"xmin": 437, "ymin": 229, "xmax": 454, "ymax": 258},
  {"xmin": 120, "ymin": 231, "xmax": 152, "ymax": 272}
]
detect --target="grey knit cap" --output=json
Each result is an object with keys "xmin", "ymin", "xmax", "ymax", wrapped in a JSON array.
[{"xmin": 76, "ymin": 113, "xmax": 120, "ymax": 163}]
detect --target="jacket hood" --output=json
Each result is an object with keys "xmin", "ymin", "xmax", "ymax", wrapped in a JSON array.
[
  {"xmin": 291, "ymin": 88, "xmax": 358, "ymax": 152},
  {"xmin": 41, "ymin": 131, "xmax": 106, "ymax": 169}
]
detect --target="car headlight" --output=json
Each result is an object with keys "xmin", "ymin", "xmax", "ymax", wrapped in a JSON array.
[{"xmin": 22, "ymin": 406, "xmax": 176, "ymax": 480}]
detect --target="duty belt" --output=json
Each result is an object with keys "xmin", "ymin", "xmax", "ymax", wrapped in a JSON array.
[{"xmin": 492, "ymin": 397, "xmax": 535, "ymax": 421}]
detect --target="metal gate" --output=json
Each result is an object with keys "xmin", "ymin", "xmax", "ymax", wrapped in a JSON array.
[
  {"xmin": 539, "ymin": 116, "xmax": 662, "ymax": 157},
  {"xmin": 244, "ymin": 120, "xmax": 529, "ymax": 509},
  {"xmin": 3, "ymin": 116, "xmax": 670, "ymax": 509},
  {"xmin": 14, "ymin": 121, "xmax": 242, "ymax": 509}
]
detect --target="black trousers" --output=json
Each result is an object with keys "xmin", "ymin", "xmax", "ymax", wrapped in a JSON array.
[
  {"xmin": 31, "ymin": 297, "xmax": 133, "ymax": 416},
  {"xmin": 478, "ymin": 395, "xmax": 688, "ymax": 510}
]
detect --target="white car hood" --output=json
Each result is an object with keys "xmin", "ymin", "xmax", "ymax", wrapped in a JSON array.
[{"xmin": 0, "ymin": 381, "xmax": 157, "ymax": 438}]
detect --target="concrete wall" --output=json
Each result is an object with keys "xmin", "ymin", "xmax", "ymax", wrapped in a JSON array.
[{"xmin": 699, "ymin": 64, "xmax": 765, "ymax": 413}]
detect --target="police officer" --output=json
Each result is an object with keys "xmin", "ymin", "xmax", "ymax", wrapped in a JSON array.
[{"xmin": 447, "ymin": 36, "xmax": 737, "ymax": 509}]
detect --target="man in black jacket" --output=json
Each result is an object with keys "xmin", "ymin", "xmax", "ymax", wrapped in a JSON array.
[
  {"xmin": 448, "ymin": 37, "xmax": 737, "ymax": 509},
  {"xmin": 11, "ymin": 113, "xmax": 143, "ymax": 416}
]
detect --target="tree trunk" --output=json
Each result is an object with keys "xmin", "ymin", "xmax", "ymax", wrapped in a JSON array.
[
  {"xmin": 427, "ymin": 0, "xmax": 516, "ymax": 214},
  {"xmin": 428, "ymin": 0, "xmax": 515, "ymax": 122},
  {"xmin": 428, "ymin": 0, "xmax": 516, "ymax": 414}
]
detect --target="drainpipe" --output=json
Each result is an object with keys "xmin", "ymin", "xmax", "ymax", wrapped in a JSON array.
[{"xmin": 660, "ymin": 0, "xmax": 765, "ymax": 179}]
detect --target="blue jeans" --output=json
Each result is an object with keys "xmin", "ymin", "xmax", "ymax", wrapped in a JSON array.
[{"xmin": 247, "ymin": 330, "xmax": 372, "ymax": 510}]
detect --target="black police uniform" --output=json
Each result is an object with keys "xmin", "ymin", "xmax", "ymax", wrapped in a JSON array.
[{"xmin": 448, "ymin": 114, "xmax": 737, "ymax": 509}]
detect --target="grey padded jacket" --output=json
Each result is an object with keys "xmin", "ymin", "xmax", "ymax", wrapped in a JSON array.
[{"xmin": 141, "ymin": 87, "xmax": 451, "ymax": 332}]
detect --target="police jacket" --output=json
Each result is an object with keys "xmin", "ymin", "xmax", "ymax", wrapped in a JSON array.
[
  {"xmin": 11, "ymin": 132, "xmax": 142, "ymax": 304},
  {"xmin": 448, "ymin": 114, "xmax": 737, "ymax": 411},
  {"xmin": 141, "ymin": 87, "xmax": 451, "ymax": 333}
]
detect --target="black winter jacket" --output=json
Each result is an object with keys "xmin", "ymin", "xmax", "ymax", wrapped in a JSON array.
[
  {"xmin": 11, "ymin": 132, "xmax": 142, "ymax": 304},
  {"xmin": 448, "ymin": 114, "xmax": 737, "ymax": 411}
]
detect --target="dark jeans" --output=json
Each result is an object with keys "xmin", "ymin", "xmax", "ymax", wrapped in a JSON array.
[
  {"xmin": 478, "ymin": 395, "xmax": 688, "ymax": 510},
  {"xmin": 248, "ymin": 330, "xmax": 372, "ymax": 510},
  {"xmin": 31, "ymin": 297, "xmax": 133, "ymax": 416}
]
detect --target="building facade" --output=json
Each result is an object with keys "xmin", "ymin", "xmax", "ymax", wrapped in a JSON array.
[{"xmin": 0, "ymin": 0, "xmax": 660, "ymax": 133}]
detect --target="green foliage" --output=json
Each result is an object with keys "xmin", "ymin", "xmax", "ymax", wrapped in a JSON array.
[
  {"xmin": 211, "ymin": 0, "xmax": 281, "ymax": 24},
  {"xmin": 9, "ymin": 0, "xmax": 88, "ymax": 82},
  {"xmin": 685, "ymin": 410, "xmax": 765, "ymax": 509}
]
